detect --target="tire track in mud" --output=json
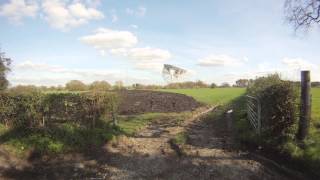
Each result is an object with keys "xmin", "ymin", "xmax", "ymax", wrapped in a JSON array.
[
  {"xmin": 0, "ymin": 106, "xmax": 305, "ymax": 179},
  {"xmin": 103, "ymin": 107, "xmax": 294, "ymax": 180}
]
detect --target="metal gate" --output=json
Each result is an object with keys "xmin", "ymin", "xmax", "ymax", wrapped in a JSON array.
[{"xmin": 246, "ymin": 95, "xmax": 261, "ymax": 134}]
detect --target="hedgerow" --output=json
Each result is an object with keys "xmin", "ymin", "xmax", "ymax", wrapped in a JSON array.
[
  {"xmin": 247, "ymin": 74, "xmax": 298, "ymax": 145},
  {"xmin": 0, "ymin": 91, "xmax": 119, "ymax": 128}
]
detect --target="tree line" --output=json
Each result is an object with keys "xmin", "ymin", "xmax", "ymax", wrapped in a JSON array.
[
  {"xmin": 4, "ymin": 80, "xmax": 252, "ymax": 92},
  {"xmin": 1, "ymin": 50, "xmax": 320, "ymax": 92},
  {"xmin": 3, "ymin": 77, "xmax": 320, "ymax": 93}
]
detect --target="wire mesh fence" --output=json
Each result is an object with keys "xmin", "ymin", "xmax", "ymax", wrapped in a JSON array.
[{"xmin": 246, "ymin": 95, "xmax": 261, "ymax": 134}]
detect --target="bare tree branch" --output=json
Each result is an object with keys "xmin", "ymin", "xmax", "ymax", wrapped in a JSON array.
[{"xmin": 285, "ymin": 0, "xmax": 320, "ymax": 30}]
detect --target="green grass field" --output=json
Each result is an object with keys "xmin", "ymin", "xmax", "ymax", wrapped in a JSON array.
[
  {"xmin": 312, "ymin": 88, "xmax": 320, "ymax": 123},
  {"xmin": 160, "ymin": 88, "xmax": 246, "ymax": 105},
  {"xmin": 161, "ymin": 88, "xmax": 319, "ymax": 122}
]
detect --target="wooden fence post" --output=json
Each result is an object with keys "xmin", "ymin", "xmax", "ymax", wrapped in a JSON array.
[{"xmin": 297, "ymin": 71, "xmax": 311, "ymax": 141}]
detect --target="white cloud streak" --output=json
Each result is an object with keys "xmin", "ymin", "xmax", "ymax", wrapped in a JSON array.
[
  {"xmin": 218, "ymin": 58, "xmax": 319, "ymax": 85},
  {"xmin": 80, "ymin": 28, "xmax": 138, "ymax": 49},
  {"xmin": 126, "ymin": 6, "xmax": 146, "ymax": 17},
  {"xmin": 282, "ymin": 57, "xmax": 317, "ymax": 70},
  {"xmin": 130, "ymin": 24, "xmax": 138, "ymax": 29},
  {"xmin": 80, "ymin": 28, "xmax": 172, "ymax": 73},
  {"xmin": 126, "ymin": 47, "xmax": 171, "ymax": 61},
  {"xmin": 197, "ymin": 54, "xmax": 248, "ymax": 67},
  {"xmin": 110, "ymin": 47, "xmax": 172, "ymax": 72},
  {"xmin": 12, "ymin": 61, "xmax": 152, "ymax": 86}
]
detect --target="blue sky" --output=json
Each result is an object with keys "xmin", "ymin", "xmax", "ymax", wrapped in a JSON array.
[{"xmin": 0, "ymin": 0, "xmax": 319, "ymax": 86}]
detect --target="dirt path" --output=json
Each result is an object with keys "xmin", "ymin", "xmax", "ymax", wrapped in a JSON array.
[
  {"xmin": 0, "ymin": 107, "xmax": 302, "ymax": 179},
  {"xmin": 101, "ymin": 107, "xmax": 291, "ymax": 180}
]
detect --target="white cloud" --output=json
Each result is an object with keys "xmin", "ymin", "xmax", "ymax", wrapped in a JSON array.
[
  {"xmin": 82, "ymin": 29, "xmax": 171, "ymax": 61},
  {"xmin": 109, "ymin": 48, "xmax": 128, "ymax": 56},
  {"xmin": 41, "ymin": 0, "xmax": 104, "ymax": 30},
  {"xmin": 197, "ymin": 54, "xmax": 247, "ymax": 67},
  {"xmin": 110, "ymin": 47, "xmax": 172, "ymax": 72},
  {"xmin": 68, "ymin": 3, "xmax": 102, "ymax": 19},
  {"xmin": 126, "ymin": 47, "xmax": 171, "ymax": 62},
  {"xmin": 282, "ymin": 57, "xmax": 317, "ymax": 70},
  {"xmin": 81, "ymin": 0, "xmax": 102, "ymax": 8},
  {"xmin": 130, "ymin": 24, "xmax": 138, "ymax": 29},
  {"xmin": 126, "ymin": 6, "xmax": 146, "ymax": 17},
  {"xmin": 16, "ymin": 60, "xmax": 66, "ymax": 72},
  {"xmin": 12, "ymin": 61, "xmax": 152, "ymax": 86},
  {"xmin": 0, "ymin": 0, "xmax": 38, "ymax": 24},
  {"xmin": 134, "ymin": 62, "xmax": 163, "ymax": 72},
  {"xmin": 218, "ymin": 58, "xmax": 320, "ymax": 85},
  {"xmin": 16, "ymin": 60, "xmax": 118, "ymax": 77},
  {"xmin": 80, "ymin": 28, "xmax": 138, "ymax": 49},
  {"xmin": 80, "ymin": 28, "xmax": 172, "ymax": 73}
]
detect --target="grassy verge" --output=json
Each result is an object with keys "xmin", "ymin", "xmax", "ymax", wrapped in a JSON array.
[
  {"xmin": 0, "ymin": 111, "xmax": 193, "ymax": 157},
  {"xmin": 117, "ymin": 112, "xmax": 191, "ymax": 136},
  {"xmin": 0, "ymin": 123, "xmax": 115, "ymax": 156},
  {"xmin": 311, "ymin": 88, "xmax": 320, "ymax": 126}
]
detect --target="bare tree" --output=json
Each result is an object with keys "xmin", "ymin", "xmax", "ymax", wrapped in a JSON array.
[{"xmin": 285, "ymin": 0, "xmax": 320, "ymax": 30}]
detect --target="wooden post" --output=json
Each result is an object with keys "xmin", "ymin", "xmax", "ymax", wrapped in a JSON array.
[{"xmin": 297, "ymin": 71, "xmax": 311, "ymax": 141}]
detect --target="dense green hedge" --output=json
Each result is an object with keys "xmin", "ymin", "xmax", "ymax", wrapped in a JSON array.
[
  {"xmin": 247, "ymin": 74, "xmax": 298, "ymax": 145},
  {"xmin": 0, "ymin": 91, "xmax": 118, "ymax": 128},
  {"xmin": 243, "ymin": 75, "xmax": 320, "ymax": 178}
]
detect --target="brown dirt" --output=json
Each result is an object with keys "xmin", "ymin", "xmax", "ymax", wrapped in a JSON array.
[
  {"xmin": 0, "ymin": 107, "xmax": 306, "ymax": 180},
  {"xmin": 118, "ymin": 90, "xmax": 202, "ymax": 115},
  {"xmin": 101, "ymin": 107, "xmax": 294, "ymax": 180}
]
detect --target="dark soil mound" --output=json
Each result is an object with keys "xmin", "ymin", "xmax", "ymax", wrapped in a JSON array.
[{"xmin": 118, "ymin": 90, "xmax": 202, "ymax": 115}]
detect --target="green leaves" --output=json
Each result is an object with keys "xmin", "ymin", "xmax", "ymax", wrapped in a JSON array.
[
  {"xmin": 0, "ymin": 91, "xmax": 119, "ymax": 128},
  {"xmin": 247, "ymin": 74, "xmax": 298, "ymax": 145}
]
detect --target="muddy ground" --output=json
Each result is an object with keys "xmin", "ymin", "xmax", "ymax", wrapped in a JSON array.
[
  {"xmin": 118, "ymin": 90, "xmax": 202, "ymax": 115},
  {"xmin": 0, "ymin": 106, "xmax": 306, "ymax": 180}
]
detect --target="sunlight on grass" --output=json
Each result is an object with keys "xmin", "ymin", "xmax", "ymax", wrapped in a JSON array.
[
  {"xmin": 159, "ymin": 88, "xmax": 246, "ymax": 105},
  {"xmin": 172, "ymin": 132, "xmax": 187, "ymax": 145},
  {"xmin": 117, "ymin": 112, "xmax": 191, "ymax": 136},
  {"xmin": 312, "ymin": 88, "xmax": 320, "ymax": 123},
  {"xmin": 117, "ymin": 113, "xmax": 162, "ymax": 135}
]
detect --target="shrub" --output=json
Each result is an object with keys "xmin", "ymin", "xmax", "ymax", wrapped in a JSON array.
[
  {"xmin": 8, "ymin": 85, "xmax": 40, "ymax": 94},
  {"xmin": 0, "ymin": 91, "xmax": 119, "ymax": 128},
  {"xmin": 0, "ymin": 92, "xmax": 43, "ymax": 127},
  {"xmin": 65, "ymin": 80, "xmax": 87, "ymax": 91},
  {"xmin": 311, "ymin": 82, "xmax": 320, "ymax": 88},
  {"xmin": 210, "ymin": 83, "xmax": 217, "ymax": 88},
  {"xmin": 247, "ymin": 74, "xmax": 298, "ymax": 145},
  {"xmin": 89, "ymin": 81, "xmax": 111, "ymax": 91},
  {"xmin": 247, "ymin": 74, "xmax": 282, "ymax": 96},
  {"xmin": 259, "ymin": 82, "xmax": 298, "ymax": 144},
  {"xmin": 165, "ymin": 81, "xmax": 209, "ymax": 89},
  {"xmin": 220, "ymin": 82, "xmax": 230, "ymax": 88}
]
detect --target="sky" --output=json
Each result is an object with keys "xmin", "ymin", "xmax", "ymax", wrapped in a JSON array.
[{"xmin": 0, "ymin": 0, "xmax": 319, "ymax": 86}]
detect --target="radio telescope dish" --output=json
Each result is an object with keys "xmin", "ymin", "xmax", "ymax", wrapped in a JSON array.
[{"xmin": 162, "ymin": 64, "xmax": 187, "ymax": 83}]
